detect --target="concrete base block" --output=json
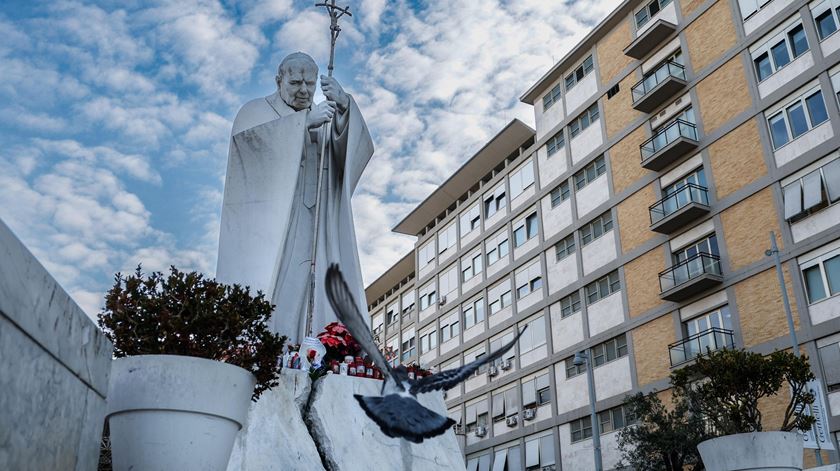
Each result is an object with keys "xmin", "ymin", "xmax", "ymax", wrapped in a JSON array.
[{"xmin": 307, "ymin": 374, "xmax": 465, "ymax": 471}]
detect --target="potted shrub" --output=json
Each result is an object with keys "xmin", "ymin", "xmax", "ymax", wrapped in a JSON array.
[
  {"xmin": 98, "ymin": 266, "xmax": 286, "ymax": 471},
  {"xmin": 671, "ymin": 348, "xmax": 815, "ymax": 471}
]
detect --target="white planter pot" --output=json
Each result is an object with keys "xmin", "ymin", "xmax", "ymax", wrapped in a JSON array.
[
  {"xmin": 106, "ymin": 355, "xmax": 256, "ymax": 471},
  {"xmin": 698, "ymin": 431, "xmax": 804, "ymax": 471}
]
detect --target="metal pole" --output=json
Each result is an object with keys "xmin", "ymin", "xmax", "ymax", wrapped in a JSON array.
[{"xmin": 766, "ymin": 231, "xmax": 823, "ymax": 465}]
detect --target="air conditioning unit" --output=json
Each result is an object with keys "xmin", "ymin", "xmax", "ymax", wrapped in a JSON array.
[
  {"xmin": 487, "ymin": 365, "xmax": 499, "ymax": 377},
  {"xmin": 541, "ymin": 466, "xmax": 556, "ymax": 471},
  {"xmin": 505, "ymin": 415, "xmax": 518, "ymax": 427},
  {"xmin": 438, "ymin": 296, "xmax": 447, "ymax": 306},
  {"xmin": 475, "ymin": 426, "xmax": 487, "ymax": 438},
  {"xmin": 500, "ymin": 359, "xmax": 512, "ymax": 371},
  {"xmin": 523, "ymin": 408, "xmax": 537, "ymax": 421}
]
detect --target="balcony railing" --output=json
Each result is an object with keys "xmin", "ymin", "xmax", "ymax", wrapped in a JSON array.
[
  {"xmin": 669, "ymin": 327, "xmax": 735, "ymax": 366},
  {"xmin": 632, "ymin": 61, "xmax": 687, "ymax": 111},
  {"xmin": 641, "ymin": 119, "xmax": 698, "ymax": 160},
  {"xmin": 659, "ymin": 252, "xmax": 723, "ymax": 301},
  {"xmin": 649, "ymin": 183, "xmax": 710, "ymax": 233}
]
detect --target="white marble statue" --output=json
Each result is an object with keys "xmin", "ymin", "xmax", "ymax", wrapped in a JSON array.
[{"xmin": 216, "ymin": 52, "xmax": 373, "ymax": 344}]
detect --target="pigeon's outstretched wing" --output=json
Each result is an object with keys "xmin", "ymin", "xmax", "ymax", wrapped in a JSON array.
[
  {"xmin": 325, "ymin": 264, "xmax": 392, "ymax": 377},
  {"xmin": 409, "ymin": 326, "xmax": 527, "ymax": 396},
  {"xmin": 355, "ymin": 394, "xmax": 456, "ymax": 443}
]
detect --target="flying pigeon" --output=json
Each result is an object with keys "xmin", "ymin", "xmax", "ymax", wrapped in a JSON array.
[{"xmin": 324, "ymin": 264, "xmax": 527, "ymax": 443}]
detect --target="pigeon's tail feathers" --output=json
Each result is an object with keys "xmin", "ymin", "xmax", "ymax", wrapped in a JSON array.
[{"xmin": 354, "ymin": 394, "xmax": 456, "ymax": 444}]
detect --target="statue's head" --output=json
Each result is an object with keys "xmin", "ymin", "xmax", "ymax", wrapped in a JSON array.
[{"xmin": 276, "ymin": 52, "xmax": 319, "ymax": 111}]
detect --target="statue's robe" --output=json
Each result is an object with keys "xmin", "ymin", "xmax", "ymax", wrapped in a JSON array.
[{"xmin": 216, "ymin": 92, "xmax": 373, "ymax": 343}]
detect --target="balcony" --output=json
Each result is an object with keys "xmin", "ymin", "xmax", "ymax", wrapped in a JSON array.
[
  {"xmin": 624, "ymin": 19, "xmax": 677, "ymax": 59},
  {"xmin": 669, "ymin": 327, "xmax": 735, "ymax": 366},
  {"xmin": 640, "ymin": 119, "xmax": 699, "ymax": 171},
  {"xmin": 659, "ymin": 252, "xmax": 723, "ymax": 302},
  {"xmin": 632, "ymin": 61, "xmax": 688, "ymax": 113},
  {"xmin": 649, "ymin": 184, "xmax": 710, "ymax": 234}
]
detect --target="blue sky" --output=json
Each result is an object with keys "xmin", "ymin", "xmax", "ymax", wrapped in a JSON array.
[{"xmin": 0, "ymin": 0, "xmax": 619, "ymax": 320}]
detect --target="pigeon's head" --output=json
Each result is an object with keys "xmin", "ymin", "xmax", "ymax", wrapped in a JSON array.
[{"xmin": 391, "ymin": 365, "xmax": 410, "ymax": 386}]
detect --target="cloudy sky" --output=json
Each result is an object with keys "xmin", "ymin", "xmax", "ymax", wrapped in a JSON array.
[{"xmin": 0, "ymin": 0, "xmax": 620, "ymax": 320}]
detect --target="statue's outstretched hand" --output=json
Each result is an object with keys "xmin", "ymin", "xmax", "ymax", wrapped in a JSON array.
[
  {"xmin": 321, "ymin": 75, "xmax": 349, "ymax": 113},
  {"xmin": 307, "ymin": 101, "xmax": 336, "ymax": 129}
]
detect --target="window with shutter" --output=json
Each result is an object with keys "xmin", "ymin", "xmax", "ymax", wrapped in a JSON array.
[
  {"xmin": 525, "ymin": 438, "xmax": 540, "ymax": 468},
  {"xmin": 523, "ymin": 379, "xmax": 537, "ymax": 406},
  {"xmin": 818, "ymin": 343, "xmax": 840, "ymax": 387},
  {"xmin": 802, "ymin": 170, "xmax": 825, "ymax": 211},
  {"xmin": 783, "ymin": 180, "xmax": 803, "ymax": 220}
]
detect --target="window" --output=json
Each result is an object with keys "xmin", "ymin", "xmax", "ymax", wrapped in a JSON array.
[
  {"xmin": 518, "ymin": 316, "xmax": 547, "ymax": 353},
  {"xmin": 523, "ymin": 373, "xmax": 551, "ymax": 407},
  {"xmin": 486, "ymin": 230, "xmax": 510, "ymax": 266},
  {"xmin": 592, "ymin": 333, "xmax": 628, "ymax": 366},
  {"xmin": 515, "ymin": 260, "xmax": 543, "ymax": 299},
  {"xmin": 800, "ymin": 246, "xmax": 840, "ymax": 303},
  {"xmin": 440, "ymin": 312, "xmax": 460, "ymax": 341},
  {"xmin": 490, "ymin": 331, "xmax": 516, "ymax": 368},
  {"xmin": 554, "ymin": 234, "xmax": 576, "ymax": 261},
  {"xmin": 513, "ymin": 212, "xmax": 539, "ymax": 247},
  {"xmin": 439, "ymin": 265, "xmax": 459, "ymax": 301},
  {"xmin": 463, "ymin": 298, "xmax": 485, "ymax": 329},
  {"xmin": 817, "ymin": 340, "xmax": 840, "ymax": 391},
  {"xmin": 387, "ymin": 304, "xmax": 398, "ymax": 325},
  {"xmin": 387, "ymin": 336, "xmax": 399, "ymax": 367},
  {"xmin": 401, "ymin": 291, "xmax": 416, "ymax": 316},
  {"xmin": 565, "ymin": 356, "xmax": 585, "ymax": 378},
  {"xmin": 484, "ymin": 184, "xmax": 507, "ymax": 219},
  {"xmin": 468, "ymin": 346, "xmax": 489, "ymax": 374},
  {"xmin": 550, "ymin": 180, "xmax": 571, "ymax": 207},
  {"xmin": 419, "ymin": 283, "xmax": 437, "ymax": 310},
  {"xmin": 570, "ymin": 415, "xmax": 593, "ymax": 442},
  {"xmin": 492, "ymin": 388, "xmax": 519, "ymax": 421},
  {"xmin": 462, "ymin": 251, "xmax": 484, "ymax": 282},
  {"xmin": 673, "ymin": 234, "xmax": 719, "ymax": 265},
  {"xmin": 751, "ymin": 21, "xmax": 810, "ymax": 82},
  {"xmin": 438, "ymin": 223, "xmax": 457, "ymax": 255},
  {"xmin": 547, "ymin": 130, "xmax": 565, "ymax": 157},
  {"xmin": 569, "ymin": 102, "xmax": 600, "ymax": 138},
  {"xmin": 607, "ymin": 83, "xmax": 620, "ymax": 99},
  {"xmin": 738, "ymin": 0, "xmax": 775, "ymax": 21},
  {"xmin": 559, "ymin": 291, "xmax": 582, "ymax": 318},
  {"xmin": 488, "ymin": 279, "xmax": 513, "ymax": 315},
  {"xmin": 460, "ymin": 203, "xmax": 481, "ymax": 237},
  {"xmin": 542, "ymin": 83, "xmax": 562, "ymax": 110},
  {"xmin": 783, "ymin": 158, "xmax": 840, "ymax": 221},
  {"xmin": 813, "ymin": 0, "xmax": 840, "ymax": 40},
  {"xmin": 585, "ymin": 270, "xmax": 620, "ymax": 305},
  {"xmin": 565, "ymin": 55, "xmax": 594, "ymax": 91},
  {"xmin": 465, "ymin": 399, "xmax": 489, "ymax": 432},
  {"xmin": 372, "ymin": 313, "xmax": 384, "ymax": 337},
  {"xmin": 580, "ymin": 211, "xmax": 613, "ymax": 246},
  {"xmin": 420, "ymin": 329, "xmax": 438, "ymax": 354},
  {"xmin": 598, "ymin": 404, "xmax": 637, "ymax": 434},
  {"xmin": 768, "ymin": 88, "xmax": 829, "ymax": 149},
  {"xmin": 401, "ymin": 330, "xmax": 416, "ymax": 361},
  {"xmin": 509, "ymin": 160, "xmax": 535, "ymax": 200},
  {"xmin": 574, "ymin": 155, "xmax": 606, "ymax": 190},
  {"xmin": 419, "ymin": 240, "xmax": 435, "ymax": 267},
  {"xmin": 524, "ymin": 434, "xmax": 555, "ymax": 470},
  {"xmin": 635, "ymin": 0, "xmax": 673, "ymax": 28}
]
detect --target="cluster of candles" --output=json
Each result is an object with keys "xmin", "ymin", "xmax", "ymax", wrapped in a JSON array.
[{"xmin": 331, "ymin": 356, "xmax": 382, "ymax": 379}]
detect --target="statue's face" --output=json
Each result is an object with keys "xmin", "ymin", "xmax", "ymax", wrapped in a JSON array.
[{"xmin": 277, "ymin": 59, "xmax": 318, "ymax": 111}]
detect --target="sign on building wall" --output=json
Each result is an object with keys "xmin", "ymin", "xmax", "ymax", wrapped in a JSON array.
[{"xmin": 802, "ymin": 379, "xmax": 835, "ymax": 451}]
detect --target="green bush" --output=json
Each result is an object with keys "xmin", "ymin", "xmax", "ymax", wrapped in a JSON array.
[{"xmin": 97, "ymin": 266, "xmax": 286, "ymax": 400}]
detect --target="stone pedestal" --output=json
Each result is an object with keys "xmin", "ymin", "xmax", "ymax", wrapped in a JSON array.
[
  {"xmin": 0, "ymin": 218, "xmax": 113, "ymax": 471},
  {"xmin": 227, "ymin": 371, "xmax": 465, "ymax": 471}
]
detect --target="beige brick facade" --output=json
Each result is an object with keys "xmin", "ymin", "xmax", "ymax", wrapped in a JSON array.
[
  {"xmin": 680, "ymin": 0, "xmax": 705, "ymax": 17},
  {"xmin": 632, "ymin": 314, "xmax": 675, "ymax": 386},
  {"xmin": 609, "ymin": 125, "xmax": 649, "ymax": 195},
  {"xmin": 721, "ymin": 187, "xmax": 782, "ymax": 272},
  {"xmin": 625, "ymin": 247, "xmax": 665, "ymax": 317},
  {"xmin": 684, "ymin": 0, "xmax": 738, "ymax": 73},
  {"xmin": 604, "ymin": 74, "xmax": 643, "ymax": 139},
  {"xmin": 617, "ymin": 183, "xmax": 656, "ymax": 254},
  {"xmin": 735, "ymin": 267, "xmax": 801, "ymax": 348},
  {"xmin": 597, "ymin": 18, "xmax": 634, "ymax": 86},
  {"xmin": 709, "ymin": 119, "xmax": 768, "ymax": 199},
  {"xmin": 696, "ymin": 57, "xmax": 752, "ymax": 134}
]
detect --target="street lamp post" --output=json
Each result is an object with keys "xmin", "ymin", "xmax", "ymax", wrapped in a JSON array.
[{"xmin": 574, "ymin": 350, "xmax": 603, "ymax": 471}]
